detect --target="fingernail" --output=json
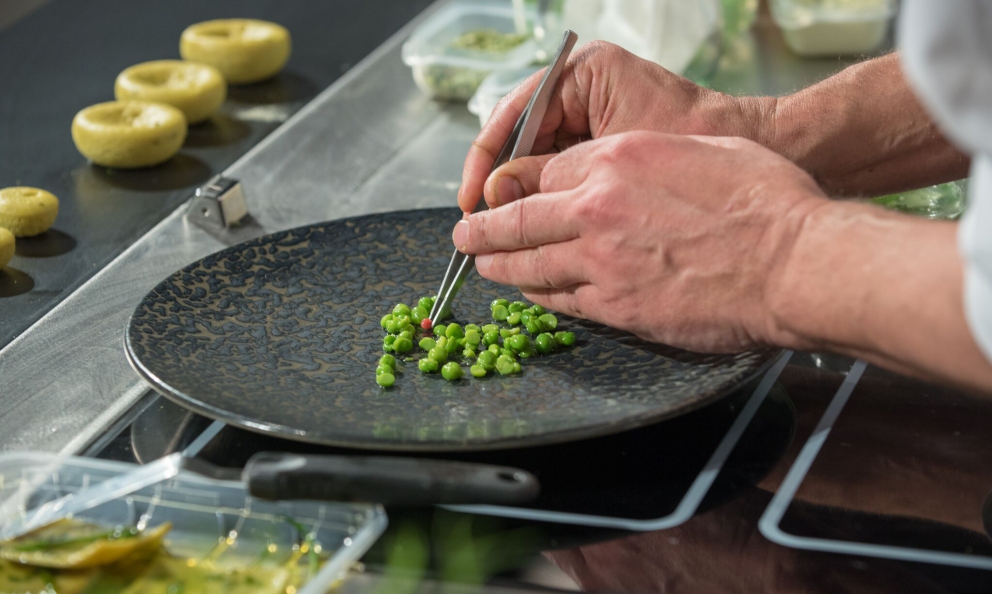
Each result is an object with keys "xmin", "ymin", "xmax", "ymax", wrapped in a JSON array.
[
  {"xmin": 452, "ymin": 220, "xmax": 469, "ymax": 252},
  {"xmin": 476, "ymin": 253, "xmax": 493, "ymax": 273},
  {"xmin": 494, "ymin": 175, "xmax": 523, "ymax": 206}
]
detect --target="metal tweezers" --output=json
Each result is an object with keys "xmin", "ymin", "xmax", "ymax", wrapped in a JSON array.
[{"xmin": 427, "ymin": 29, "xmax": 578, "ymax": 326}]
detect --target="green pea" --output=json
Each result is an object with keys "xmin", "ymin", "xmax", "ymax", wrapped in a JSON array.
[
  {"xmin": 465, "ymin": 324, "xmax": 480, "ymax": 333},
  {"xmin": 532, "ymin": 304, "xmax": 546, "ymax": 315},
  {"xmin": 433, "ymin": 324, "xmax": 447, "ymax": 338},
  {"xmin": 488, "ymin": 344, "xmax": 501, "ymax": 355},
  {"xmin": 520, "ymin": 311, "xmax": 533, "ymax": 324},
  {"xmin": 491, "ymin": 298, "xmax": 509, "ymax": 310},
  {"xmin": 383, "ymin": 335, "xmax": 396, "ymax": 351},
  {"xmin": 418, "ymin": 296, "xmax": 435, "ymax": 311},
  {"xmin": 535, "ymin": 333, "xmax": 555, "ymax": 354},
  {"xmin": 385, "ymin": 319, "xmax": 403, "ymax": 334},
  {"xmin": 410, "ymin": 306, "xmax": 427, "ymax": 324},
  {"xmin": 508, "ymin": 301, "xmax": 526, "ymax": 313},
  {"xmin": 465, "ymin": 330, "xmax": 481, "ymax": 346},
  {"xmin": 419, "ymin": 337, "xmax": 437, "ymax": 351},
  {"xmin": 495, "ymin": 355, "xmax": 515, "ymax": 375},
  {"xmin": 512, "ymin": 362, "xmax": 522, "ymax": 374},
  {"xmin": 429, "ymin": 346, "xmax": 448, "ymax": 363},
  {"xmin": 380, "ymin": 314, "xmax": 394, "ymax": 329},
  {"xmin": 506, "ymin": 334, "xmax": 530, "ymax": 352},
  {"xmin": 518, "ymin": 349, "xmax": 533, "ymax": 359},
  {"xmin": 500, "ymin": 349, "xmax": 516, "ymax": 360},
  {"xmin": 537, "ymin": 314, "xmax": 558, "ymax": 331},
  {"xmin": 477, "ymin": 350, "xmax": 497, "ymax": 370},
  {"xmin": 525, "ymin": 319, "xmax": 541, "ymax": 334},
  {"xmin": 470, "ymin": 365, "xmax": 487, "ymax": 378},
  {"xmin": 441, "ymin": 362, "xmax": 463, "ymax": 381},
  {"xmin": 398, "ymin": 330, "xmax": 413, "ymax": 342},
  {"xmin": 375, "ymin": 364, "xmax": 393, "ymax": 376},
  {"xmin": 492, "ymin": 304, "xmax": 509, "ymax": 321},
  {"xmin": 462, "ymin": 347, "xmax": 476, "ymax": 359},
  {"xmin": 507, "ymin": 312, "xmax": 522, "ymax": 325},
  {"xmin": 482, "ymin": 324, "xmax": 499, "ymax": 334},
  {"xmin": 436, "ymin": 336, "xmax": 448, "ymax": 348},
  {"xmin": 554, "ymin": 331, "xmax": 576, "ymax": 346},
  {"xmin": 445, "ymin": 323, "xmax": 464, "ymax": 339},
  {"xmin": 418, "ymin": 358, "xmax": 439, "ymax": 373},
  {"xmin": 392, "ymin": 304, "xmax": 411, "ymax": 317},
  {"xmin": 393, "ymin": 336, "xmax": 413, "ymax": 354},
  {"xmin": 483, "ymin": 330, "xmax": 499, "ymax": 346},
  {"xmin": 403, "ymin": 324, "xmax": 416, "ymax": 336},
  {"xmin": 500, "ymin": 327, "xmax": 520, "ymax": 339},
  {"xmin": 376, "ymin": 373, "xmax": 395, "ymax": 388},
  {"xmin": 379, "ymin": 354, "xmax": 396, "ymax": 368},
  {"xmin": 446, "ymin": 338, "xmax": 461, "ymax": 354}
]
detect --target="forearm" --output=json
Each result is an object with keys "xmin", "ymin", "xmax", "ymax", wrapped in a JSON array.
[
  {"xmin": 756, "ymin": 53, "xmax": 970, "ymax": 197},
  {"xmin": 769, "ymin": 200, "xmax": 992, "ymax": 394}
]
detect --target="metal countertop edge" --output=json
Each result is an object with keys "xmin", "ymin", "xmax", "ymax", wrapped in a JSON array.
[{"xmin": 0, "ymin": 0, "xmax": 447, "ymax": 455}]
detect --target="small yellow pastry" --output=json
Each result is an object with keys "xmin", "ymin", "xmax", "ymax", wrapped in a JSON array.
[
  {"xmin": 0, "ymin": 187, "xmax": 59, "ymax": 237},
  {"xmin": 71, "ymin": 101, "xmax": 187, "ymax": 169},
  {"xmin": 0, "ymin": 228, "xmax": 14, "ymax": 269},
  {"xmin": 180, "ymin": 19, "xmax": 291, "ymax": 84},
  {"xmin": 115, "ymin": 60, "xmax": 226, "ymax": 124}
]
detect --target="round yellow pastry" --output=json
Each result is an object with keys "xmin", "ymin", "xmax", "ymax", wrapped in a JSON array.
[
  {"xmin": 0, "ymin": 227, "xmax": 14, "ymax": 270},
  {"xmin": 114, "ymin": 60, "xmax": 226, "ymax": 124},
  {"xmin": 180, "ymin": 19, "xmax": 291, "ymax": 84},
  {"xmin": 0, "ymin": 187, "xmax": 59, "ymax": 237},
  {"xmin": 71, "ymin": 101, "xmax": 187, "ymax": 169}
]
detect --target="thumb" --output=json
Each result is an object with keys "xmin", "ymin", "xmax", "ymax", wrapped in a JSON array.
[{"xmin": 483, "ymin": 153, "xmax": 557, "ymax": 209}]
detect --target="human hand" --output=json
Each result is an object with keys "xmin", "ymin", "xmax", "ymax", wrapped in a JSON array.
[
  {"xmin": 458, "ymin": 41, "xmax": 774, "ymax": 213},
  {"xmin": 452, "ymin": 131, "xmax": 827, "ymax": 353}
]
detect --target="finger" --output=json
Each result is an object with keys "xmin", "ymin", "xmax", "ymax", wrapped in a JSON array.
[
  {"xmin": 482, "ymin": 154, "xmax": 557, "ymax": 209},
  {"xmin": 453, "ymin": 192, "xmax": 580, "ymax": 254},
  {"xmin": 475, "ymin": 242, "xmax": 587, "ymax": 290},
  {"xmin": 538, "ymin": 138, "xmax": 604, "ymax": 192},
  {"xmin": 520, "ymin": 284, "xmax": 598, "ymax": 321},
  {"xmin": 457, "ymin": 70, "xmax": 546, "ymax": 212}
]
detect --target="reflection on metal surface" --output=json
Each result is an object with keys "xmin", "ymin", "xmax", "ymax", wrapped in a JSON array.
[
  {"xmin": 760, "ymin": 361, "xmax": 992, "ymax": 570},
  {"xmin": 0, "ymin": 267, "xmax": 34, "ymax": 298},
  {"xmin": 14, "ymin": 230, "xmax": 77, "ymax": 259}
]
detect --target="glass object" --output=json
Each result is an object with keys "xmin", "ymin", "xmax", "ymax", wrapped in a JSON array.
[
  {"xmin": 402, "ymin": 0, "xmax": 540, "ymax": 101},
  {"xmin": 0, "ymin": 453, "xmax": 386, "ymax": 594},
  {"xmin": 770, "ymin": 0, "xmax": 897, "ymax": 57},
  {"xmin": 870, "ymin": 180, "xmax": 968, "ymax": 220}
]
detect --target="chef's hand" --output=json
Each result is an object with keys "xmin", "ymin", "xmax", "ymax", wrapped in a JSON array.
[
  {"xmin": 452, "ymin": 131, "xmax": 826, "ymax": 353},
  {"xmin": 457, "ymin": 41, "xmax": 772, "ymax": 213}
]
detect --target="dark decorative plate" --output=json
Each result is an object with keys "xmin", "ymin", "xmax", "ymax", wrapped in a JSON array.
[{"xmin": 126, "ymin": 208, "xmax": 778, "ymax": 451}]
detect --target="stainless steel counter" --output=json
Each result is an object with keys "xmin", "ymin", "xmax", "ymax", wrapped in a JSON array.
[{"xmin": 0, "ymin": 6, "xmax": 879, "ymax": 453}]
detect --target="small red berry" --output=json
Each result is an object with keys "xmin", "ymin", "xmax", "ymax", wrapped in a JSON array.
[{"xmin": 421, "ymin": 318, "xmax": 432, "ymax": 330}]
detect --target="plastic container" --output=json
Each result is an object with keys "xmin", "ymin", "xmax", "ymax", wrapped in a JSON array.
[
  {"xmin": 0, "ymin": 452, "xmax": 387, "ymax": 594},
  {"xmin": 468, "ymin": 66, "xmax": 541, "ymax": 127},
  {"xmin": 770, "ymin": 0, "xmax": 896, "ymax": 57},
  {"xmin": 402, "ymin": 1, "xmax": 540, "ymax": 101}
]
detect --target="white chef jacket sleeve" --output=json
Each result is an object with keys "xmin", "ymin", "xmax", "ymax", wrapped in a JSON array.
[{"xmin": 898, "ymin": 1, "xmax": 992, "ymax": 363}]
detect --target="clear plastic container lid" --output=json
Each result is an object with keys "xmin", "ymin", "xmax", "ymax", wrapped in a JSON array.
[
  {"xmin": 770, "ymin": 0, "xmax": 897, "ymax": 28},
  {"xmin": 402, "ymin": 0, "xmax": 539, "ymax": 70},
  {"xmin": 0, "ymin": 453, "xmax": 387, "ymax": 594},
  {"xmin": 468, "ymin": 66, "xmax": 541, "ymax": 126}
]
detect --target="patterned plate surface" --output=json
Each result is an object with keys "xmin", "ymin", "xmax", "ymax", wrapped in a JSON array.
[{"xmin": 126, "ymin": 208, "xmax": 777, "ymax": 451}]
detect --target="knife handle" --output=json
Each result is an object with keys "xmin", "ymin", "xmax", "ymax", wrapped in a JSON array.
[{"xmin": 244, "ymin": 453, "xmax": 540, "ymax": 506}]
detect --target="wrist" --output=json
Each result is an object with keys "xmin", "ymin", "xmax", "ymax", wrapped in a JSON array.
[{"xmin": 762, "ymin": 196, "xmax": 845, "ymax": 352}]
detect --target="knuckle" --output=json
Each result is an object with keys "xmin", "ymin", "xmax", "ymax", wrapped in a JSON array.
[{"xmin": 573, "ymin": 190, "xmax": 612, "ymax": 225}]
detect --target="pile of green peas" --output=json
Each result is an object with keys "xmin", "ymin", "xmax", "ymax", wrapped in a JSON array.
[{"xmin": 376, "ymin": 295, "xmax": 576, "ymax": 388}]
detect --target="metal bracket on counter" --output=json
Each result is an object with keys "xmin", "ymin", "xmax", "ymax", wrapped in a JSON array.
[{"xmin": 186, "ymin": 176, "xmax": 249, "ymax": 230}]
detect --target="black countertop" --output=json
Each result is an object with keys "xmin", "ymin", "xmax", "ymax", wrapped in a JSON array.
[{"xmin": 0, "ymin": 0, "xmax": 433, "ymax": 348}]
